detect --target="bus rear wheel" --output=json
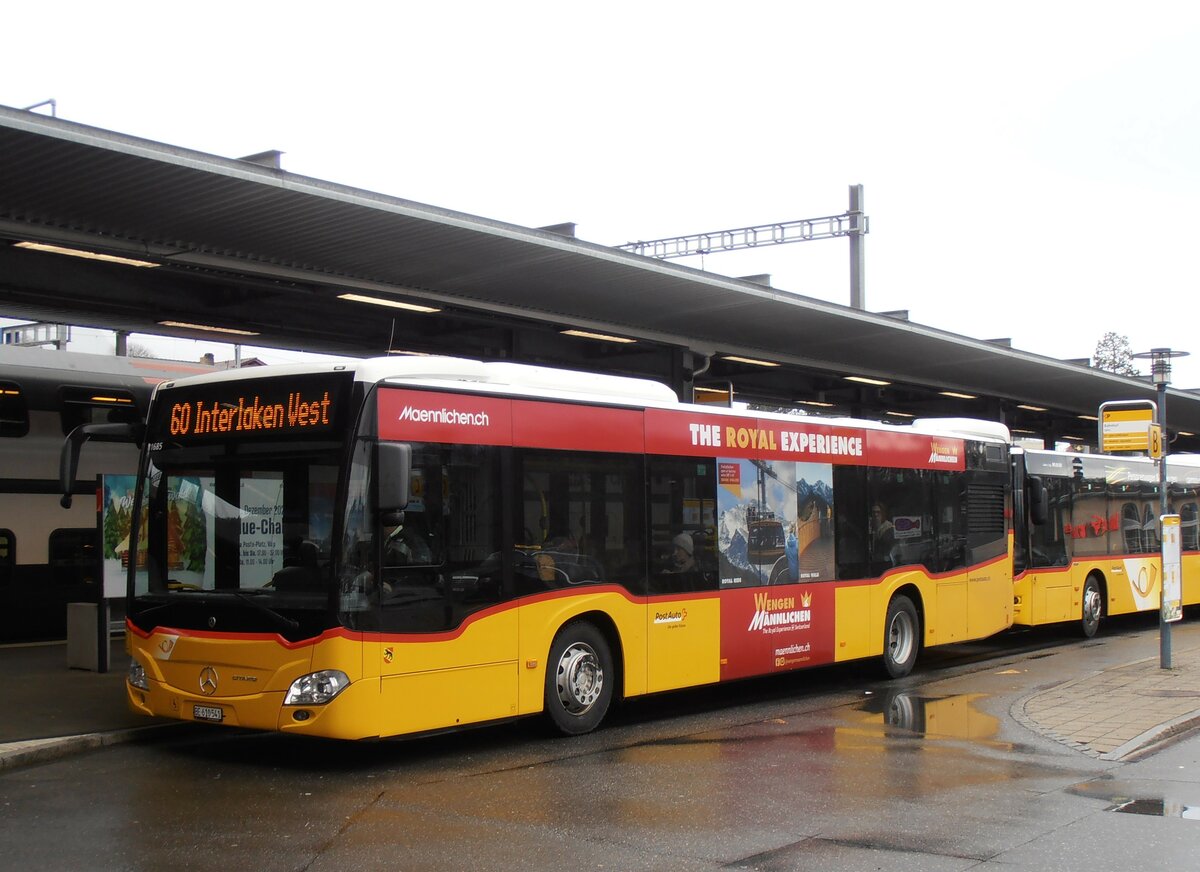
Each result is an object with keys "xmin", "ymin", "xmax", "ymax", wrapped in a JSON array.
[
  {"xmin": 1080, "ymin": 575, "xmax": 1103, "ymax": 638},
  {"xmin": 883, "ymin": 595, "xmax": 919, "ymax": 679},
  {"xmin": 545, "ymin": 622, "xmax": 614, "ymax": 735}
]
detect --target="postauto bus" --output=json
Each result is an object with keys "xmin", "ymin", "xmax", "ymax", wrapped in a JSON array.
[
  {"xmin": 1012, "ymin": 447, "xmax": 1200, "ymax": 636},
  {"xmin": 75, "ymin": 356, "xmax": 1013, "ymax": 739}
]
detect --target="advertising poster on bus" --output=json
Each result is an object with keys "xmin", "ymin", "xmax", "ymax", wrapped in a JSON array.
[
  {"xmin": 715, "ymin": 460, "xmax": 837, "ymax": 679},
  {"xmin": 715, "ymin": 459, "xmax": 835, "ymax": 586},
  {"xmin": 720, "ymin": 580, "xmax": 837, "ymax": 680}
]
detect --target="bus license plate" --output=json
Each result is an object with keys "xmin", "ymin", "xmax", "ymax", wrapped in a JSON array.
[{"xmin": 193, "ymin": 705, "xmax": 223, "ymax": 722}]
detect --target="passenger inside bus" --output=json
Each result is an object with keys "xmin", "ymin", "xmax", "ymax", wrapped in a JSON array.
[
  {"xmin": 271, "ymin": 538, "xmax": 323, "ymax": 591},
  {"xmin": 662, "ymin": 532, "xmax": 700, "ymax": 580},
  {"xmin": 525, "ymin": 530, "xmax": 604, "ymax": 588},
  {"xmin": 669, "ymin": 532, "xmax": 698, "ymax": 574},
  {"xmin": 381, "ymin": 512, "xmax": 435, "ymax": 567},
  {"xmin": 869, "ymin": 502, "xmax": 897, "ymax": 571},
  {"xmin": 653, "ymin": 531, "xmax": 707, "ymax": 594}
]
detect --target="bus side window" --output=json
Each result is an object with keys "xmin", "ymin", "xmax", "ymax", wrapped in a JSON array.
[
  {"xmin": 833, "ymin": 467, "xmax": 869, "ymax": 580},
  {"xmin": 932, "ymin": 471, "xmax": 966, "ymax": 572},
  {"xmin": 647, "ymin": 456, "xmax": 717, "ymax": 595},
  {"xmin": 516, "ymin": 449, "xmax": 646, "ymax": 596},
  {"xmin": 870, "ymin": 468, "xmax": 936, "ymax": 574},
  {"xmin": 1027, "ymin": 476, "xmax": 1068, "ymax": 567},
  {"xmin": 1182, "ymin": 502, "xmax": 1199, "ymax": 551},
  {"xmin": 1121, "ymin": 502, "xmax": 1142, "ymax": 554},
  {"xmin": 1141, "ymin": 501, "xmax": 1160, "ymax": 553},
  {"xmin": 378, "ymin": 444, "xmax": 504, "ymax": 634}
]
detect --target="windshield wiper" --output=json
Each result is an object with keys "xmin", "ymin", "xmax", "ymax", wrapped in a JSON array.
[
  {"xmin": 133, "ymin": 589, "xmax": 301, "ymax": 634},
  {"xmin": 132, "ymin": 598, "xmax": 178, "ymax": 623},
  {"xmin": 228, "ymin": 590, "xmax": 301, "ymax": 633}
]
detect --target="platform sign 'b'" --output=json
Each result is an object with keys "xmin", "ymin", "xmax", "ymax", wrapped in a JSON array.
[{"xmin": 1149, "ymin": 424, "xmax": 1164, "ymax": 460}]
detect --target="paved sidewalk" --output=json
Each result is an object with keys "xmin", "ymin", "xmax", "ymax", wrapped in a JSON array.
[
  {"xmin": 1015, "ymin": 642, "xmax": 1200, "ymax": 759},
  {"xmin": 0, "ymin": 638, "xmax": 173, "ymax": 771}
]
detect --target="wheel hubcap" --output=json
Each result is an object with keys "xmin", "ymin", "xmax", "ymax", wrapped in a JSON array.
[
  {"xmin": 556, "ymin": 642, "xmax": 603, "ymax": 714},
  {"xmin": 888, "ymin": 612, "xmax": 914, "ymax": 665},
  {"xmin": 1083, "ymin": 585, "xmax": 1101, "ymax": 626}
]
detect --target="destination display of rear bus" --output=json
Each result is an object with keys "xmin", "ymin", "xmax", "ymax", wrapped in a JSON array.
[{"xmin": 108, "ymin": 356, "xmax": 1016, "ymax": 739}]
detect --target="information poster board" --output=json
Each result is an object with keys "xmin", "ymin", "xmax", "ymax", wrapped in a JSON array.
[
  {"xmin": 100, "ymin": 474, "xmax": 138, "ymax": 599},
  {"xmin": 1098, "ymin": 400, "xmax": 1156, "ymax": 454},
  {"xmin": 1162, "ymin": 513, "xmax": 1183, "ymax": 623}
]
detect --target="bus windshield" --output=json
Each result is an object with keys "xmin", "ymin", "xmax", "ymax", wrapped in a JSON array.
[{"xmin": 127, "ymin": 372, "xmax": 353, "ymax": 635}]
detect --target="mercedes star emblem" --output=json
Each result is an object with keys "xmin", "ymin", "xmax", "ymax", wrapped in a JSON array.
[{"xmin": 199, "ymin": 666, "xmax": 218, "ymax": 696}]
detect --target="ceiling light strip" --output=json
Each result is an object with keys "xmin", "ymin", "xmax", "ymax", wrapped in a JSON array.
[
  {"xmin": 15, "ymin": 241, "xmax": 160, "ymax": 268},
  {"xmin": 721, "ymin": 355, "xmax": 780, "ymax": 368},
  {"xmin": 338, "ymin": 292, "xmax": 440, "ymax": 313},
  {"xmin": 157, "ymin": 320, "xmax": 260, "ymax": 336},
  {"xmin": 561, "ymin": 329, "xmax": 636, "ymax": 344},
  {"xmin": 845, "ymin": 375, "xmax": 890, "ymax": 386}
]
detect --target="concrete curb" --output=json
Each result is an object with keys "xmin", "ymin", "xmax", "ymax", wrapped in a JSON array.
[
  {"xmin": 1099, "ymin": 708, "xmax": 1200, "ymax": 761},
  {"xmin": 1011, "ymin": 646, "xmax": 1200, "ymax": 761},
  {"xmin": 0, "ymin": 724, "xmax": 179, "ymax": 773},
  {"xmin": 1010, "ymin": 682, "xmax": 1109, "ymax": 759}
]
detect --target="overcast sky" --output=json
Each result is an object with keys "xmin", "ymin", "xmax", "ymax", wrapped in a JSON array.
[{"xmin": 4, "ymin": 2, "xmax": 1200, "ymax": 383}]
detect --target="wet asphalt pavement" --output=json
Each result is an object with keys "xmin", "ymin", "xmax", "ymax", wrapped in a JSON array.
[{"xmin": 3, "ymin": 619, "xmax": 1200, "ymax": 870}]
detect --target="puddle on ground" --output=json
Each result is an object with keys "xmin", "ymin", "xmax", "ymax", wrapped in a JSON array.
[
  {"xmin": 1068, "ymin": 780, "xmax": 1200, "ymax": 821},
  {"xmin": 1109, "ymin": 799, "xmax": 1200, "ymax": 819},
  {"xmin": 853, "ymin": 692, "xmax": 1000, "ymax": 741}
]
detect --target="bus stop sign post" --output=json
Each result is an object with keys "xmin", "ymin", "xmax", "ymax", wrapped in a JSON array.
[
  {"xmin": 1132, "ymin": 347, "xmax": 1189, "ymax": 669},
  {"xmin": 1098, "ymin": 400, "xmax": 1156, "ymax": 454}
]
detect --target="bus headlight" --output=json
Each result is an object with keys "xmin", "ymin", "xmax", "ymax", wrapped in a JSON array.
[
  {"xmin": 284, "ymin": 670, "xmax": 350, "ymax": 705},
  {"xmin": 127, "ymin": 660, "xmax": 149, "ymax": 691}
]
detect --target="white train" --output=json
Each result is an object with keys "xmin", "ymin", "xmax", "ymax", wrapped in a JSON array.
[{"xmin": 0, "ymin": 346, "xmax": 214, "ymax": 642}]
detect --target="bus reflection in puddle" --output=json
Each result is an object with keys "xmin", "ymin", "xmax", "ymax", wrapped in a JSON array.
[{"xmin": 851, "ymin": 691, "xmax": 1001, "ymax": 741}]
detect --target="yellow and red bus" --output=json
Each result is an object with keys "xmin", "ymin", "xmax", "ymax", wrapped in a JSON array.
[
  {"xmin": 1012, "ymin": 447, "xmax": 1200, "ymax": 636},
  {"xmin": 102, "ymin": 356, "xmax": 1014, "ymax": 739}
]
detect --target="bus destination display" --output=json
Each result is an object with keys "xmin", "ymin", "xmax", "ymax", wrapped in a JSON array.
[{"xmin": 152, "ymin": 372, "xmax": 350, "ymax": 443}]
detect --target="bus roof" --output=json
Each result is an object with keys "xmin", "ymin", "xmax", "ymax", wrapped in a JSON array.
[{"xmin": 155, "ymin": 355, "xmax": 1015, "ymax": 444}]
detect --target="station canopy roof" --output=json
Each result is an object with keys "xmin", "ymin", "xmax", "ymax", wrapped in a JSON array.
[{"xmin": 1, "ymin": 103, "xmax": 1197, "ymax": 447}]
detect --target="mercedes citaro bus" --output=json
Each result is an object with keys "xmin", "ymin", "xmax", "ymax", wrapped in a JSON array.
[
  {"xmin": 64, "ymin": 356, "xmax": 1015, "ymax": 739},
  {"xmin": 1011, "ymin": 447, "xmax": 1200, "ymax": 636}
]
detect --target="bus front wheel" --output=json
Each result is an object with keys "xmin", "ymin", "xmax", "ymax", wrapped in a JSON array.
[
  {"xmin": 545, "ymin": 622, "xmax": 614, "ymax": 735},
  {"xmin": 883, "ymin": 595, "xmax": 919, "ymax": 679}
]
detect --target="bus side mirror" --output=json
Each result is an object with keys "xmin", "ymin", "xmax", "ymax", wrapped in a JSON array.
[
  {"xmin": 59, "ymin": 421, "xmax": 145, "ymax": 508},
  {"xmin": 1027, "ymin": 475, "xmax": 1048, "ymax": 526},
  {"xmin": 378, "ymin": 442, "xmax": 411, "ymax": 513}
]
